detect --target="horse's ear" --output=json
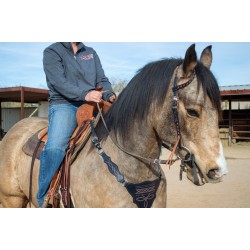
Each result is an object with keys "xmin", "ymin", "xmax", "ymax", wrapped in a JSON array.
[
  {"xmin": 182, "ymin": 44, "xmax": 197, "ymax": 77},
  {"xmin": 200, "ymin": 45, "xmax": 212, "ymax": 69}
]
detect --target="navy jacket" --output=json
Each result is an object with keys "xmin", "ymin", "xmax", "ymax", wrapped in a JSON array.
[{"xmin": 43, "ymin": 42, "xmax": 113, "ymax": 104}]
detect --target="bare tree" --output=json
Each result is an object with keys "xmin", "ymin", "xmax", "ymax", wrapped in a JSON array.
[{"xmin": 109, "ymin": 77, "xmax": 128, "ymax": 95}]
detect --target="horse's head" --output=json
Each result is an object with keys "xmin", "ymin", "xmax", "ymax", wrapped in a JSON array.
[
  {"xmin": 159, "ymin": 44, "xmax": 228, "ymax": 186},
  {"xmin": 105, "ymin": 44, "xmax": 227, "ymax": 186}
]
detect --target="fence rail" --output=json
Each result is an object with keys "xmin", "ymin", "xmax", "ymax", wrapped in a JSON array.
[{"xmin": 219, "ymin": 118, "xmax": 250, "ymax": 142}]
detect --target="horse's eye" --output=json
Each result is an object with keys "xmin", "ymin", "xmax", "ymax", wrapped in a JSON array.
[{"xmin": 186, "ymin": 109, "xmax": 200, "ymax": 118}]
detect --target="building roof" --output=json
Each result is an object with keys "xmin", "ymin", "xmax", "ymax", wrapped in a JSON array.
[
  {"xmin": 0, "ymin": 86, "xmax": 49, "ymax": 103},
  {"xmin": 220, "ymin": 84, "xmax": 250, "ymax": 101},
  {"xmin": 220, "ymin": 84, "xmax": 250, "ymax": 91}
]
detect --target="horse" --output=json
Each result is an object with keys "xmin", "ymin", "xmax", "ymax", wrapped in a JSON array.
[{"xmin": 0, "ymin": 44, "xmax": 228, "ymax": 208}]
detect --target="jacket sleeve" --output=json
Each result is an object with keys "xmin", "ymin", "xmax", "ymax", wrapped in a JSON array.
[
  {"xmin": 93, "ymin": 50, "xmax": 115, "ymax": 101},
  {"xmin": 43, "ymin": 48, "xmax": 89, "ymax": 101}
]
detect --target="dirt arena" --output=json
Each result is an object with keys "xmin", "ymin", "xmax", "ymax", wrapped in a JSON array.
[{"xmin": 0, "ymin": 142, "xmax": 249, "ymax": 208}]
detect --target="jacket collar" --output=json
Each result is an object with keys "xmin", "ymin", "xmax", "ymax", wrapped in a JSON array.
[{"xmin": 60, "ymin": 42, "xmax": 85, "ymax": 52}]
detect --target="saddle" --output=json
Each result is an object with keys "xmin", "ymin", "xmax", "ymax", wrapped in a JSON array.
[{"xmin": 22, "ymin": 98, "xmax": 112, "ymax": 208}]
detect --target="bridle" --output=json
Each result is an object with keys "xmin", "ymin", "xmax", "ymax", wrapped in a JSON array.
[
  {"xmin": 164, "ymin": 66, "xmax": 205, "ymax": 185},
  {"xmin": 89, "ymin": 66, "xmax": 204, "ymax": 207}
]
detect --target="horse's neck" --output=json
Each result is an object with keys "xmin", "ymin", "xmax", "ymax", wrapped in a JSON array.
[
  {"xmin": 104, "ymin": 123, "xmax": 161, "ymax": 182},
  {"xmin": 121, "ymin": 121, "xmax": 159, "ymax": 155}
]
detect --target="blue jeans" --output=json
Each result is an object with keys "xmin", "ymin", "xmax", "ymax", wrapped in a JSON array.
[{"xmin": 36, "ymin": 103, "xmax": 81, "ymax": 207}]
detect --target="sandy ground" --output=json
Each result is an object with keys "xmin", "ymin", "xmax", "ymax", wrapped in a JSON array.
[
  {"xmin": 161, "ymin": 142, "xmax": 250, "ymax": 208},
  {"xmin": 0, "ymin": 141, "xmax": 249, "ymax": 208}
]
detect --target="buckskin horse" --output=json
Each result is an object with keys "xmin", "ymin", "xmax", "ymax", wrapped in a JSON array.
[{"xmin": 0, "ymin": 44, "xmax": 228, "ymax": 208}]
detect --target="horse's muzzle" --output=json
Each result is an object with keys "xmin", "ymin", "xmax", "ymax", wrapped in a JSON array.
[
  {"xmin": 185, "ymin": 161, "xmax": 206, "ymax": 186},
  {"xmin": 186, "ymin": 161, "xmax": 227, "ymax": 186}
]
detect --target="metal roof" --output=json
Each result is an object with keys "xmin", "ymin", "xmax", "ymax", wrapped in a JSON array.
[
  {"xmin": 219, "ymin": 84, "xmax": 250, "ymax": 101},
  {"xmin": 0, "ymin": 86, "xmax": 49, "ymax": 103},
  {"xmin": 220, "ymin": 84, "xmax": 250, "ymax": 91}
]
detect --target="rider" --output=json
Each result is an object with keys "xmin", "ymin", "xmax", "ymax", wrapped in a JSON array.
[{"xmin": 36, "ymin": 42, "xmax": 116, "ymax": 207}]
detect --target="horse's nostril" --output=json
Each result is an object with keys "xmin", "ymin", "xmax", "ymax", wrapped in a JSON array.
[{"xmin": 207, "ymin": 168, "xmax": 220, "ymax": 179}]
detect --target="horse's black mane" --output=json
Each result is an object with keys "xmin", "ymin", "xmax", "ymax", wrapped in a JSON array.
[{"xmin": 104, "ymin": 58, "xmax": 221, "ymax": 140}]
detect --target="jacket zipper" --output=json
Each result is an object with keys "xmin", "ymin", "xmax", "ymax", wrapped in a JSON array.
[{"xmin": 71, "ymin": 43, "xmax": 77, "ymax": 60}]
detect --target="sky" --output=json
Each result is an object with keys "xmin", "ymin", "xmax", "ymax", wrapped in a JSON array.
[{"xmin": 0, "ymin": 42, "xmax": 250, "ymax": 89}]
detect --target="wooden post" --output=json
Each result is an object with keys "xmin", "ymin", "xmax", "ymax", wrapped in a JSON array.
[
  {"xmin": 0, "ymin": 100, "xmax": 3, "ymax": 140},
  {"xmin": 0, "ymin": 100, "xmax": 2, "ymax": 131},
  {"xmin": 21, "ymin": 87, "xmax": 24, "ymax": 119},
  {"xmin": 228, "ymin": 98, "xmax": 232, "ymax": 146}
]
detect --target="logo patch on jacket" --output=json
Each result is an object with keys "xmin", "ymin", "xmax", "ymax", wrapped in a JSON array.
[{"xmin": 80, "ymin": 54, "xmax": 94, "ymax": 60}]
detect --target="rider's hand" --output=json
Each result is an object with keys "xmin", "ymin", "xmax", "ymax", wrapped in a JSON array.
[
  {"xmin": 109, "ymin": 95, "xmax": 116, "ymax": 103},
  {"xmin": 85, "ymin": 90, "xmax": 102, "ymax": 103}
]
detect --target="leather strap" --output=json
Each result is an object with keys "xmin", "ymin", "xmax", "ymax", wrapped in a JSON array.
[{"xmin": 28, "ymin": 132, "xmax": 47, "ymax": 208}]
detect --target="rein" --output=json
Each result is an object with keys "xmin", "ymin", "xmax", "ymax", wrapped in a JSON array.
[
  {"xmin": 96, "ymin": 103, "xmax": 167, "ymax": 167},
  {"xmin": 95, "ymin": 67, "xmax": 196, "ymax": 174}
]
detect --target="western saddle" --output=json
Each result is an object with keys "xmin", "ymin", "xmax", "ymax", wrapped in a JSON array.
[{"xmin": 23, "ymin": 91, "xmax": 112, "ymax": 208}]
